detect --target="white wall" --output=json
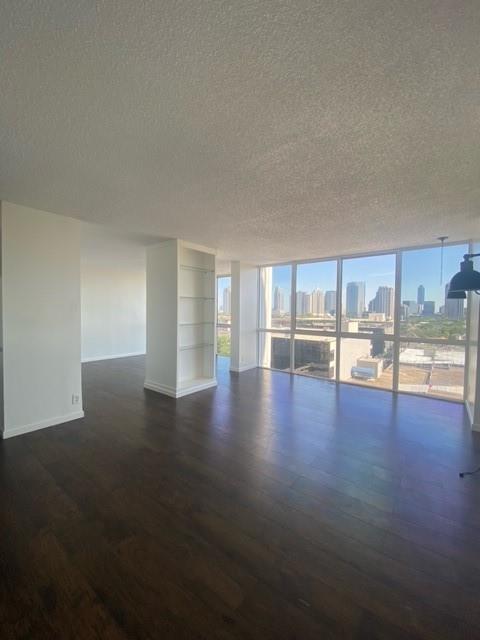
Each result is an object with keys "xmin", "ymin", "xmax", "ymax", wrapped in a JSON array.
[
  {"xmin": 1, "ymin": 202, "xmax": 83, "ymax": 438},
  {"xmin": 145, "ymin": 240, "xmax": 179, "ymax": 392},
  {"xmin": 0, "ymin": 214, "xmax": 3, "ymax": 433},
  {"xmin": 81, "ymin": 234, "xmax": 146, "ymax": 362},
  {"xmin": 466, "ymin": 241, "xmax": 480, "ymax": 430}
]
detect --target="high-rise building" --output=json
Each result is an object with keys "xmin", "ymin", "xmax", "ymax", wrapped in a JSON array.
[
  {"xmin": 346, "ymin": 282, "xmax": 365, "ymax": 318},
  {"xmin": 305, "ymin": 293, "xmax": 312, "ymax": 315},
  {"xmin": 222, "ymin": 286, "xmax": 231, "ymax": 315},
  {"xmin": 422, "ymin": 301, "xmax": 435, "ymax": 316},
  {"xmin": 310, "ymin": 289, "xmax": 325, "ymax": 315},
  {"xmin": 271, "ymin": 335, "xmax": 336, "ymax": 378},
  {"xmin": 417, "ymin": 285, "xmax": 425, "ymax": 305},
  {"xmin": 402, "ymin": 300, "xmax": 420, "ymax": 315},
  {"xmin": 325, "ymin": 290, "xmax": 336, "ymax": 315},
  {"xmin": 273, "ymin": 286, "xmax": 285, "ymax": 313},
  {"xmin": 296, "ymin": 291, "xmax": 310, "ymax": 316},
  {"xmin": 368, "ymin": 286, "xmax": 394, "ymax": 319},
  {"xmin": 444, "ymin": 284, "xmax": 464, "ymax": 320}
]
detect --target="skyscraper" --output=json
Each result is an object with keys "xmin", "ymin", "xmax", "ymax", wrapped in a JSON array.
[
  {"xmin": 325, "ymin": 290, "xmax": 336, "ymax": 315},
  {"xmin": 417, "ymin": 285, "xmax": 425, "ymax": 305},
  {"xmin": 422, "ymin": 301, "xmax": 435, "ymax": 316},
  {"xmin": 346, "ymin": 282, "xmax": 365, "ymax": 318},
  {"xmin": 310, "ymin": 289, "xmax": 325, "ymax": 315},
  {"xmin": 402, "ymin": 300, "xmax": 420, "ymax": 315},
  {"xmin": 273, "ymin": 286, "xmax": 285, "ymax": 313},
  {"xmin": 296, "ymin": 291, "xmax": 310, "ymax": 315},
  {"xmin": 222, "ymin": 286, "xmax": 231, "ymax": 315},
  {"xmin": 368, "ymin": 286, "xmax": 394, "ymax": 319},
  {"xmin": 444, "ymin": 284, "xmax": 464, "ymax": 320},
  {"xmin": 305, "ymin": 293, "xmax": 312, "ymax": 315}
]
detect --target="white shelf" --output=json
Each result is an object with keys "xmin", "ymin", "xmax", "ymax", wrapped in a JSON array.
[
  {"xmin": 180, "ymin": 264, "xmax": 214, "ymax": 274},
  {"xmin": 179, "ymin": 343, "xmax": 214, "ymax": 351},
  {"xmin": 179, "ymin": 322, "xmax": 214, "ymax": 326}
]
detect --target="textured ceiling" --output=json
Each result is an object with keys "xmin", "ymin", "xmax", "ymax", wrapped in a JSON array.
[{"xmin": 1, "ymin": 1, "xmax": 479, "ymax": 263}]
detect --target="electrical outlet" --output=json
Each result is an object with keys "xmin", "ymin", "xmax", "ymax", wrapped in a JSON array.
[{"xmin": 71, "ymin": 394, "xmax": 80, "ymax": 405}]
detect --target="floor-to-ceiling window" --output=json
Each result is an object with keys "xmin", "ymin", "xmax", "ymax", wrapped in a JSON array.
[
  {"xmin": 258, "ymin": 265, "xmax": 292, "ymax": 369},
  {"xmin": 398, "ymin": 244, "xmax": 467, "ymax": 401},
  {"xmin": 293, "ymin": 260, "xmax": 337, "ymax": 379},
  {"xmin": 340, "ymin": 253, "xmax": 396, "ymax": 390},
  {"xmin": 216, "ymin": 276, "xmax": 231, "ymax": 356},
  {"xmin": 258, "ymin": 242, "xmax": 469, "ymax": 402}
]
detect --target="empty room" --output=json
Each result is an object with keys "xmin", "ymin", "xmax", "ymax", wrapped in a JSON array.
[{"xmin": 1, "ymin": 2, "xmax": 480, "ymax": 639}]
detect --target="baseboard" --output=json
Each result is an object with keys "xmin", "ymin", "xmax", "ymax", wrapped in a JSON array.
[
  {"xmin": 465, "ymin": 401, "xmax": 480, "ymax": 431},
  {"xmin": 82, "ymin": 352, "xmax": 145, "ymax": 363},
  {"xmin": 144, "ymin": 378, "xmax": 217, "ymax": 398},
  {"xmin": 82, "ymin": 351, "xmax": 145, "ymax": 363},
  {"xmin": 177, "ymin": 379, "xmax": 217, "ymax": 397},
  {"xmin": 466, "ymin": 400, "xmax": 474, "ymax": 427},
  {"xmin": 230, "ymin": 363, "xmax": 257, "ymax": 373},
  {"xmin": 144, "ymin": 380, "xmax": 177, "ymax": 398},
  {"xmin": 1, "ymin": 410, "xmax": 85, "ymax": 440}
]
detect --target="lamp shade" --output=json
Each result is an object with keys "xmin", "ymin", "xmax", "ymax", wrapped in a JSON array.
[
  {"xmin": 447, "ymin": 257, "xmax": 480, "ymax": 295},
  {"xmin": 447, "ymin": 289, "xmax": 466, "ymax": 299}
]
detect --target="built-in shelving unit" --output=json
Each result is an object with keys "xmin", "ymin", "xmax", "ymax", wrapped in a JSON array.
[
  {"xmin": 145, "ymin": 240, "xmax": 217, "ymax": 398},
  {"xmin": 178, "ymin": 244, "xmax": 216, "ymax": 394}
]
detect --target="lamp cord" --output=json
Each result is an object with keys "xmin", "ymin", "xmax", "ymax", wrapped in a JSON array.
[{"xmin": 438, "ymin": 236, "xmax": 448, "ymax": 284}]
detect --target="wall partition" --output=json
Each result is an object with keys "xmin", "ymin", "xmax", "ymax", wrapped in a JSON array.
[{"xmin": 258, "ymin": 242, "xmax": 470, "ymax": 402}]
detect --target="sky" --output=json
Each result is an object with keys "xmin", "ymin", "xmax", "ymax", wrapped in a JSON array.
[{"xmin": 269, "ymin": 243, "xmax": 468, "ymax": 308}]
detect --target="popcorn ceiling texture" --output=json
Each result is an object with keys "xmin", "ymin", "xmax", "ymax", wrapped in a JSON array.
[{"xmin": 1, "ymin": 1, "xmax": 479, "ymax": 263}]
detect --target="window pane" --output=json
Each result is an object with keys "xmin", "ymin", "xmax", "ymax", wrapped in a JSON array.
[
  {"xmin": 400, "ymin": 244, "xmax": 468, "ymax": 340},
  {"xmin": 217, "ymin": 276, "xmax": 231, "ymax": 325},
  {"xmin": 217, "ymin": 326, "xmax": 231, "ymax": 356},
  {"xmin": 259, "ymin": 265, "xmax": 292, "ymax": 329},
  {"xmin": 295, "ymin": 261, "xmax": 337, "ymax": 331},
  {"xmin": 340, "ymin": 337, "xmax": 394, "ymax": 389},
  {"xmin": 293, "ymin": 334, "xmax": 336, "ymax": 379},
  {"xmin": 398, "ymin": 343, "xmax": 465, "ymax": 400},
  {"xmin": 259, "ymin": 332, "xmax": 290, "ymax": 370},
  {"xmin": 342, "ymin": 254, "xmax": 396, "ymax": 335}
]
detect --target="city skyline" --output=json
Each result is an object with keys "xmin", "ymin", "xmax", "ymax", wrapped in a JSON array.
[
  {"xmin": 268, "ymin": 243, "xmax": 468, "ymax": 309},
  {"xmin": 272, "ymin": 279, "xmax": 464, "ymax": 319}
]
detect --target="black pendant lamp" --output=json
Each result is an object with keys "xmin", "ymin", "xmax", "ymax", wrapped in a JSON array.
[
  {"xmin": 447, "ymin": 288, "xmax": 467, "ymax": 300},
  {"xmin": 447, "ymin": 253, "xmax": 480, "ymax": 297}
]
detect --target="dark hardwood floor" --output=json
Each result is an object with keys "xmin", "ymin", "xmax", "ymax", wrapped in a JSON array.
[{"xmin": 1, "ymin": 355, "xmax": 480, "ymax": 639}]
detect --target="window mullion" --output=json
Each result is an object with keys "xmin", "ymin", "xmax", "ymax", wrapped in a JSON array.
[
  {"xmin": 393, "ymin": 251, "xmax": 402, "ymax": 393},
  {"xmin": 335, "ymin": 258, "xmax": 342, "ymax": 383},
  {"xmin": 290, "ymin": 263, "xmax": 297, "ymax": 372}
]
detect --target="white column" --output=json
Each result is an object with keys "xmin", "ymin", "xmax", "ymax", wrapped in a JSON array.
[
  {"xmin": 230, "ymin": 261, "xmax": 258, "ymax": 373},
  {"xmin": 1, "ymin": 202, "xmax": 83, "ymax": 438},
  {"xmin": 466, "ymin": 241, "xmax": 480, "ymax": 431},
  {"xmin": 472, "ymin": 322, "xmax": 480, "ymax": 431},
  {"xmin": 145, "ymin": 240, "xmax": 179, "ymax": 396}
]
